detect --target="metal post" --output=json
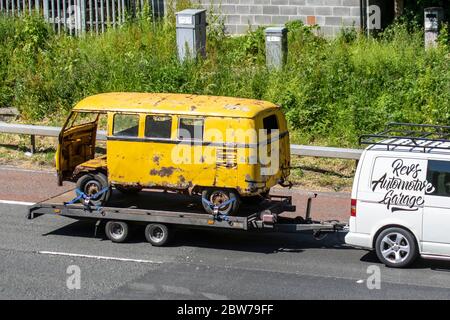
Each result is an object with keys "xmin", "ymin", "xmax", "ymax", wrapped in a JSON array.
[
  {"xmin": 30, "ymin": 135, "xmax": 36, "ymax": 154},
  {"xmin": 111, "ymin": 0, "xmax": 115, "ymax": 27},
  {"xmin": 176, "ymin": 9, "xmax": 206, "ymax": 62},
  {"xmin": 264, "ymin": 27, "xmax": 287, "ymax": 70},
  {"xmin": 88, "ymin": 0, "xmax": 93, "ymax": 32},
  {"xmin": 43, "ymin": 0, "xmax": 48, "ymax": 20},
  {"xmin": 80, "ymin": 0, "xmax": 86, "ymax": 33},
  {"xmin": 56, "ymin": 0, "xmax": 60, "ymax": 33},
  {"xmin": 100, "ymin": 0, "xmax": 104, "ymax": 33},
  {"xmin": 105, "ymin": 0, "xmax": 109, "ymax": 29},
  {"xmin": 62, "ymin": 0, "xmax": 66, "ymax": 31},
  {"xmin": 94, "ymin": 0, "xmax": 98, "ymax": 34},
  {"xmin": 424, "ymin": 7, "xmax": 444, "ymax": 49}
]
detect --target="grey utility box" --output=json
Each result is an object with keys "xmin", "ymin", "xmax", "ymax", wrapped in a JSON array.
[
  {"xmin": 176, "ymin": 9, "xmax": 207, "ymax": 62},
  {"xmin": 265, "ymin": 27, "xmax": 288, "ymax": 70},
  {"xmin": 424, "ymin": 7, "xmax": 445, "ymax": 49}
]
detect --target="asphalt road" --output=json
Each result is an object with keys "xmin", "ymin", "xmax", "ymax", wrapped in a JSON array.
[{"xmin": 0, "ymin": 167, "xmax": 449, "ymax": 300}]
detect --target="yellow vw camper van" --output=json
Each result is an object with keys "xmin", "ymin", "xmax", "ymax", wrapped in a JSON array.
[{"xmin": 56, "ymin": 92, "xmax": 290, "ymax": 215}]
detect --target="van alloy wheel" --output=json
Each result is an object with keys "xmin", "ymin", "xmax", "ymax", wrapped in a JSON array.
[
  {"xmin": 380, "ymin": 232, "xmax": 410, "ymax": 264},
  {"xmin": 375, "ymin": 227, "xmax": 418, "ymax": 268}
]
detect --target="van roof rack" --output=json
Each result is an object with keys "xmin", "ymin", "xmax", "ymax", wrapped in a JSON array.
[{"xmin": 359, "ymin": 122, "xmax": 450, "ymax": 152}]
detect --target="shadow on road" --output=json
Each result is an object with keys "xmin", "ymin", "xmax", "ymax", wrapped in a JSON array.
[
  {"xmin": 360, "ymin": 251, "xmax": 450, "ymax": 271},
  {"xmin": 43, "ymin": 219, "xmax": 351, "ymax": 254}
]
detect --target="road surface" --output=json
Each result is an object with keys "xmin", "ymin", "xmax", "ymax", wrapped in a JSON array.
[{"xmin": 0, "ymin": 166, "xmax": 449, "ymax": 300}]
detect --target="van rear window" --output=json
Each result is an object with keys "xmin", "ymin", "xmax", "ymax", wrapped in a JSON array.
[
  {"xmin": 263, "ymin": 114, "xmax": 279, "ymax": 134},
  {"xmin": 145, "ymin": 115, "xmax": 172, "ymax": 139},
  {"xmin": 178, "ymin": 118, "xmax": 204, "ymax": 141},
  {"xmin": 113, "ymin": 114, "xmax": 139, "ymax": 137},
  {"xmin": 427, "ymin": 160, "xmax": 450, "ymax": 197}
]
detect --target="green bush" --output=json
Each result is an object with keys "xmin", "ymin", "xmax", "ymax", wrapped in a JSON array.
[{"xmin": 0, "ymin": 13, "xmax": 449, "ymax": 147}]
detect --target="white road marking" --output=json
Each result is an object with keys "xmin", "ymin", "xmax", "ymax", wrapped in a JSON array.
[
  {"xmin": 202, "ymin": 292, "xmax": 229, "ymax": 300},
  {"xmin": 0, "ymin": 166, "xmax": 55, "ymax": 174},
  {"xmin": 37, "ymin": 251, "xmax": 164, "ymax": 264},
  {"xmin": 0, "ymin": 199, "xmax": 35, "ymax": 206},
  {"xmin": 162, "ymin": 285, "xmax": 193, "ymax": 296}
]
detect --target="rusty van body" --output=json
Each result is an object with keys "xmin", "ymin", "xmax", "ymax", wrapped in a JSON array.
[{"xmin": 55, "ymin": 92, "xmax": 290, "ymax": 215}]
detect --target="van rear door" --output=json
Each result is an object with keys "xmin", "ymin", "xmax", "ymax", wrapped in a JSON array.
[{"xmin": 56, "ymin": 112, "xmax": 99, "ymax": 184}]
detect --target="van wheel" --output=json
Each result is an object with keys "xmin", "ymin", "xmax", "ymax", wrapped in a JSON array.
[
  {"xmin": 201, "ymin": 189, "xmax": 240, "ymax": 216},
  {"xmin": 375, "ymin": 227, "xmax": 418, "ymax": 268},
  {"xmin": 105, "ymin": 221, "xmax": 129, "ymax": 243},
  {"xmin": 145, "ymin": 223, "xmax": 172, "ymax": 246},
  {"xmin": 76, "ymin": 172, "xmax": 111, "ymax": 207},
  {"xmin": 116, "ymin": 185, "xmax": 142, "ymax": 195}
]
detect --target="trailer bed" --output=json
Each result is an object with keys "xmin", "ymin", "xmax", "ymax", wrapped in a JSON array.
[{"xmin": 28, "ymin": 189, "xmax": 346, "ymax": 234}]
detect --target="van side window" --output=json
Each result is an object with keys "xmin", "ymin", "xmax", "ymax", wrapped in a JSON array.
[
  {"xmin": 426, "ymin": 160, "xmax": 450, "ymax": 197},
  {"xmin": 113, "ymin": 114, "xmax": 139, "ymax": 137},
  {"xmin": 145, "ymin": 115, "xmax": 172, "ymax": 139},
  {"xmin": 178, "ymin": 118, "xmax": 204, "ymax": 140},
  {"xmin": 263, "ymin": 114, "xmax": 279, "ymax": 134}
]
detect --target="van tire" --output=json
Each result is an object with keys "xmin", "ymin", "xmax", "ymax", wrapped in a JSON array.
[
  {"xmin": 145, "ymin": 223, "xmax": 172, "ymax": 246},
  {"xmin": 201, "ymin": 189, "xmax": 240, "ymax": 216},
  {"xmin": 105, "ymin": 221, "xmax": 129, "ymax": 243},
  {"xmin": 375, "ymin": 227, "xmax": 419, "ymax": 268},
  {"xmin": 76, "ymin": 172, "xmax": 111, "ymax": 207}
]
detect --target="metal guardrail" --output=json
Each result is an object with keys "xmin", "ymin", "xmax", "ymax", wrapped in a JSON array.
[{"xmin": 0, "ymin": 122, "xmax": 363, "ymax": 159}]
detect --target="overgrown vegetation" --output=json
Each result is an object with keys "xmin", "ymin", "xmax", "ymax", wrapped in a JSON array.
[{"xmin": 0, "ymin": 9, "xmax": 449, "ymax": 147}]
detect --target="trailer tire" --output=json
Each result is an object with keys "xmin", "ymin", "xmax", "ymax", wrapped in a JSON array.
[
  {"xmin": 145, "ymin": 223, "xmax": 171, "ymax": 246},
  {"xmin": 105, "ymin": 221, "xmax": 129, "ymax": 243}
]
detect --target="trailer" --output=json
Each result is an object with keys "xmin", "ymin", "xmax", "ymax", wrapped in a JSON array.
[{"xmin": 27, "ymin": 189, "xmax": 346, "ymax": 246}]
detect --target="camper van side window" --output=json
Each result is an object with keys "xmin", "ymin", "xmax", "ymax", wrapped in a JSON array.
[
  {"xmin": 145, "ymin": 115, "xmax": 172, "ymax": 139},
  {"xmin": 178, "ymin": 118, "xmax": 204, "ymax": 141},
  {"xmin": 113, "ymin": 114, "xmax": 139, "ymax": 137},
  {"xmin": 426, "ymin": 160, "xmax": 450, "ymax": 197},
  {"xmin": 263, "ymin": 114, "xmax": 279, "ymax": 134}
]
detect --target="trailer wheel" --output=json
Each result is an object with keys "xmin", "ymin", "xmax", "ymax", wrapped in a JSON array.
[
  {"xmin": 375, "ymin": 227, "xmax": 418, "ymax": 268},
  {"xmin": 145, "ymin": 223, "xmax": 171, "ymax": 246},
  {"xmin": 105, "ymin": 221, "xmax": 129, "ymax": 243}
]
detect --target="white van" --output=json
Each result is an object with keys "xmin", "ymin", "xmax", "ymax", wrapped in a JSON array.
[{"xmin": 345, "ymin": 123, "xmax": 450, "ymax": 268}]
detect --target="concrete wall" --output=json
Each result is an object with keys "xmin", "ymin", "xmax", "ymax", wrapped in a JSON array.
[{"xmin": 194, "ymin": 0, "xmax": 362, "ymax": 36}]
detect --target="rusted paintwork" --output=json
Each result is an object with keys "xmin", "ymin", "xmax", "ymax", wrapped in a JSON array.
[{"xmin": 56, "ymin": 92, "xmax": 290, "ymax": 197}]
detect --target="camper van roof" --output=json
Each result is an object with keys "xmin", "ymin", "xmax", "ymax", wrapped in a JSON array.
[{"xmin": 73, "ymin": 92, "xmax": 279, "ymax": 118}]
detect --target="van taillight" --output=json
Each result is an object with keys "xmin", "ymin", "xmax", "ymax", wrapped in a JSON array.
[{"xmin": 351, "ymin": 199, "xmax": 357, "ymax": 217}]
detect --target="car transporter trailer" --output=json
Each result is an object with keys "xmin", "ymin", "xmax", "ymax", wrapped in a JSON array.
[{"xmin": 27, "ymin": 189, "xmax": 347, "ymax": 246}]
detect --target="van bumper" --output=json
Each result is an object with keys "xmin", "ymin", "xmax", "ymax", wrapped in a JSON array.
[{"xmin": 345, "ymin": 232, "xmax": 372, "ymax": 249}]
